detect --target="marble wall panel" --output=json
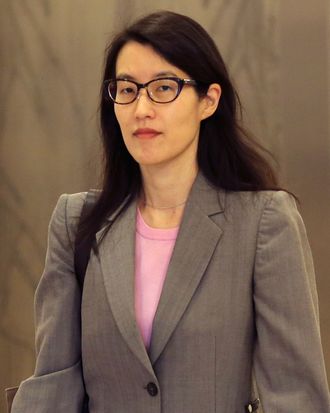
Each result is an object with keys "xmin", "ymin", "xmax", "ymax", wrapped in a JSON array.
[{"xmin": 1, "ymin": 1, "xmax": 329, "ymax": 411}]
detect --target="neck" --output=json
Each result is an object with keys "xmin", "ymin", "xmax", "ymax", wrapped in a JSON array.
[
  {"xmin": 140, "ymin": 161, "xmax": 198, "ymax": 209},
  {"xmin": 138, "ymin": 160, "xmax": 198, "ymax": 228}
]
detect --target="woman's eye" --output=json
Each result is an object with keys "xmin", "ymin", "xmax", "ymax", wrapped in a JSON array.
[
  {"xmin": 119, "ymin": 87, "xmax": 135, "ymax": 95},
  {"xmin": 158, "ymin": 84, "xmax": 173, "ymax": 92}
]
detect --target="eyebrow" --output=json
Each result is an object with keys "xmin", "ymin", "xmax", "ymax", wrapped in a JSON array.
[{"xmin": 116, "ymin": 71, "xmax": 179, "ymax": 80}]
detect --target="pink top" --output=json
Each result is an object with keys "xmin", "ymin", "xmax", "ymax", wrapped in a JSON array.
[{"xmin": 135, "ymin": 208, "xmax": 179, "ymax": 348}]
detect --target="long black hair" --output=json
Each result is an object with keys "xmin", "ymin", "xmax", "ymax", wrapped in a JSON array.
[{"xmin": 77, "ymin": 10, "xmax": 280, "ymax": 244}]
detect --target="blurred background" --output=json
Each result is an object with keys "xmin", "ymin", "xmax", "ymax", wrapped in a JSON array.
[{"xmin": 1, "ymin": 0, "xmax": 329, "ymax": 411}]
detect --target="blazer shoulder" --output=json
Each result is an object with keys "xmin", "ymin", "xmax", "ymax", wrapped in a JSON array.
[
  {"xmin": 50, "ymin": 192, "xmax": 88, "ymax": 248},
  {"xmin": 224, "ymin": 189, "xmax": 296, "ymax": 216},
  {"xmin": 59, "ymin": 192, "xmax": 88, "ymax": 219},
  {"xmin": 227, "ymin": 188, "xmax": 293, "ymax": 202}
]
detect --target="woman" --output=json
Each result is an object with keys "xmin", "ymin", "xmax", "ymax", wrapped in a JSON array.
[{"xmin": 11, "ymin": 10, "xmax": 330, "ymax": 413}]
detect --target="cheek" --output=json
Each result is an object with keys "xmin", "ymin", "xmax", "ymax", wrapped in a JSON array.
[
  {"xmin": 114, "ymin": 107, "xmax": 129, "ymax": 131},
  {"xmin": 114, "ymin": 107, "xmax": 123, "ymax": 128},
  {"xmin": 170, "ymin": 103, "xmax": 202, "ymax": 134},
  {"xmin": 174, "ymin": 94, "xmax": 203, "ymax": 121}
]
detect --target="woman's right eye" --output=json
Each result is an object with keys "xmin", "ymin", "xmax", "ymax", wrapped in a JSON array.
[{"xmin": 119, "ymin": 87, "xmax": 135, "ymax": 95}]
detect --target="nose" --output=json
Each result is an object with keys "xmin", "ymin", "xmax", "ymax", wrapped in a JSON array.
[{"xmin": 134, "ymin": 88, "xmax": 156, "ymax": 119}]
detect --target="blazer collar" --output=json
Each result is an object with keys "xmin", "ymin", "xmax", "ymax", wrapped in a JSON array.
[
  {"xmin": 95, "ymin": 172, "xmax": 225, "ymax": 371},
  {"xmin": 185, "ymin": 172, "xmax": 225, "ymax": 217},
  {"xmin": 148, "ymin": 173, "xmax": 225, "ymax": 363}
]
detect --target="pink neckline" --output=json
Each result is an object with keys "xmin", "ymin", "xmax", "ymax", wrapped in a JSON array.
[{"xmin": 136, "ymin": 208, "xmax": 179, "ymax": 240}]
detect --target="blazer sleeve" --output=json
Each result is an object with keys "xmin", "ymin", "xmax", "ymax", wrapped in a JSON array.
[
  {"xmin": 253, "ymin": 191, "xmax": 330, "ymax": 412},
  {"xmin": 11, "ymin": 193, "xmax": 87, "ymax": 413}
]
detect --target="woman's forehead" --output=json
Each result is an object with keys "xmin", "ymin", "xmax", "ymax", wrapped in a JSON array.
[
  {"xmin": 116, "ymin": 70, "xmax": 178, "ymax": 81},
  {"xmin": 115, "ymin": 41, "xmax": 188, "ymax": 80}
]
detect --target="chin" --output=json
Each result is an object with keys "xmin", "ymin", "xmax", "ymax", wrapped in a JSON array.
[
  {"xmin": 136, "ymin": 155, "xmax": 171, "ymax": 168},
  {"xmin": 137, "ymin": 159, "xmax": 163, "ymax": 167},
  {"xmin": 130, "ymin": 151, "xmax": 165, "ymax": 167}
]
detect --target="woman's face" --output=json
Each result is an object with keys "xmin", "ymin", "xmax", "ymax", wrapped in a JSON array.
[{"xmin": 114, "ymin": 41, "xmax": 214, "ymax": 170}]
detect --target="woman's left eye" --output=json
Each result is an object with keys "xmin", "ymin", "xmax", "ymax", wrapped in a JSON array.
[{"xmin": 158, "ymin": 85, "xmax": 173, "ymax": 92}]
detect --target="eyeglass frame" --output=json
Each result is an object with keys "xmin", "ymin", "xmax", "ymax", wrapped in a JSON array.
[{"xmin": 104, "ymin": 77, "xmax": 198, "ymax": 105}]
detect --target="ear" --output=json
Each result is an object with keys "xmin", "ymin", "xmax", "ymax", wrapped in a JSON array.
[{"xmin": 200, "ymin": 83, "xmax": 221, "ymax": 120}]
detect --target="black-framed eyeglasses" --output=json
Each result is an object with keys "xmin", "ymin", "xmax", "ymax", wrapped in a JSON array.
[{"xmin": 105, "ymin": 77, "xmax": 198, "ymax": 104}]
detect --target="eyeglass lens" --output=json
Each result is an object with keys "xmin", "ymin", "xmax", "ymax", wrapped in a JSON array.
[{"xmin": 109, "ymin": 78, "xmax": 180, "ymax": 104}]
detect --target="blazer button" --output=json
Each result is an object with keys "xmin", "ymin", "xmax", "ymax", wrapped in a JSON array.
[{"xmin": 146, "ymin": 382, "xmax": 158, "ymax": 397}]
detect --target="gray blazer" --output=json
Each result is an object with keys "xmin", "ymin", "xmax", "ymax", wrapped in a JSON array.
[{"xmin": 11, "ymin": 174, "xmax": 330, "ymax": 412}]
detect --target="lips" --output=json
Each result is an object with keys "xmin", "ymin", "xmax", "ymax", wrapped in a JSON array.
[{"xmin": 133, "ymin": 128, "xmax": 161, "ymax": 139}]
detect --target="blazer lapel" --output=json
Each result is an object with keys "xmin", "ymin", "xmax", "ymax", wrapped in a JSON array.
[
  {"xmin": 149, "ymin": 174, "xmax": 225, "ymax": 364},
  {"xmin": 95, "ymin": 200, "xmax": 154, "ymax": 376}
]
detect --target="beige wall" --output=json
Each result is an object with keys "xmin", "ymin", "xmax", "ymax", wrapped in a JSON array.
[{"xmin": 1, "ymin": 1, "xmax": 329, "ymax": 411}]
